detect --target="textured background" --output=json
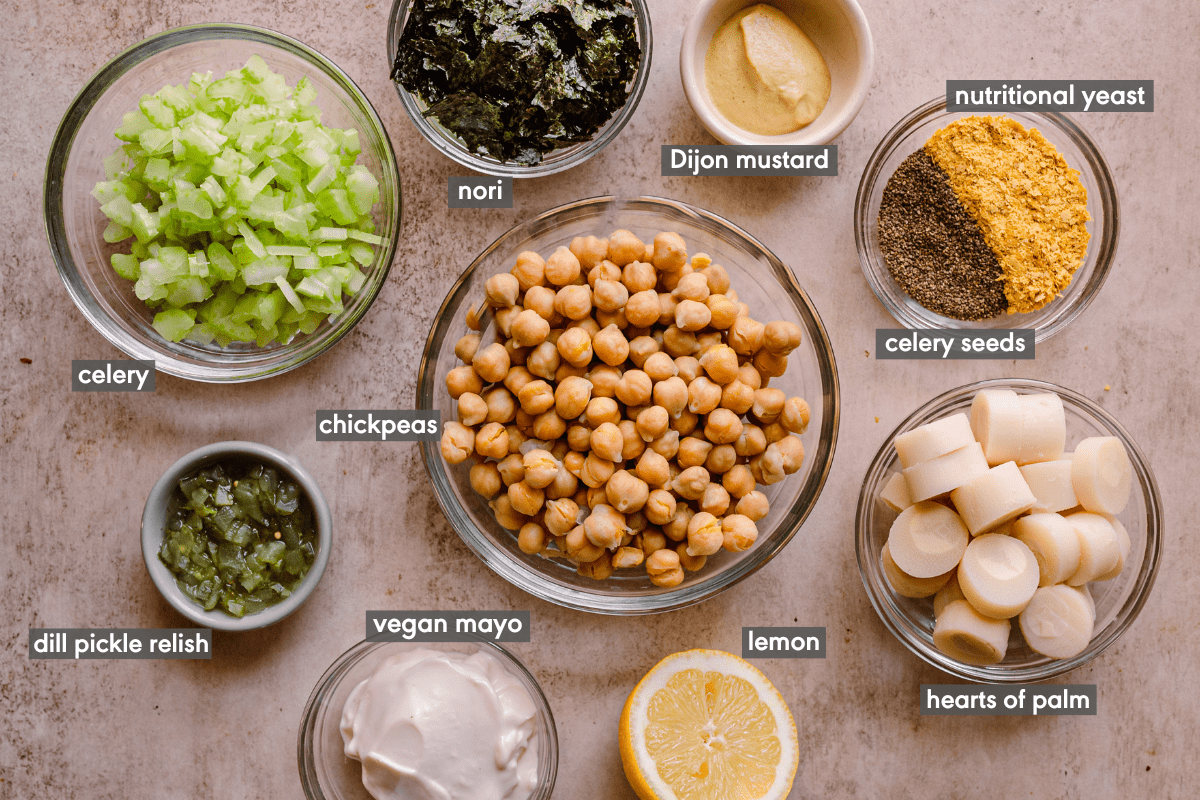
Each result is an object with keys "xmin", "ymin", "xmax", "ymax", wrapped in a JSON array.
[{"xmin": 3, "ymin": 0, "xmax": 1197, "ymax": 798}]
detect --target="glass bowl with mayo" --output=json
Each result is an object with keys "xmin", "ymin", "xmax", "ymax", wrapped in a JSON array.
[
  {"xmin": 299, "ymin": 637, "xmax": 558, "ymax": 800},
  {"xmin": 855, "ymin": 378, "xmax": 1162, "ymax": 683}
]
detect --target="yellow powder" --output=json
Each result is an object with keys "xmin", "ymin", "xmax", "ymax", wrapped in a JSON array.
[{"xmin": 924, "ymin": 116, "xmax": 1090, "ymax": 314}]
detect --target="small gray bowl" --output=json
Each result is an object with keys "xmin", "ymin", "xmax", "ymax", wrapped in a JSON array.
[{"xmin": 141, "ymin": 441, "xmax": 332, "ymax": 631}]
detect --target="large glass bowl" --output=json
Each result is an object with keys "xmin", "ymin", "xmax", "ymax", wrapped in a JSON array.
[
  {"xmin": 386, "ymin": 0, "xmax": 652, "ymax": 178},
  {"xmin": 854, "ymin": 98, "xmax": 1119, "ymax": 343},
  {"xmin": 856, "ymin": 378, "xmax": 1162, "ymax": 682},
  {"xmin": 418, "ymin": 196, "xmax": 840, "ymax": 614},
  {"xmin": 45, "ymin": 24, "xmax": 402, "ymax": 382},
  {"xmin": 298, "ymin": 638, "xmax": 557, "ymax": 800}
]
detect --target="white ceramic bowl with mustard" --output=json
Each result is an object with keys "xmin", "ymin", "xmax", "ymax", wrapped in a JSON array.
[{"xmin": 680, "ymin": 0, "xmax": 873, "ymax": 146}]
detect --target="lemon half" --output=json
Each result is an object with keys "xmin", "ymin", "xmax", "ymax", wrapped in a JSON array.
[{"xmin": 619, "ymin": 649, "xmax": 799, "ymax": 800}]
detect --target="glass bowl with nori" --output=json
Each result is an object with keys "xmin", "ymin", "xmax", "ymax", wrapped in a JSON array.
[
  {"xmin": 387, "ymin": 0, "xmax": 652, "ymax": 177},
  {"xmin": 142, "ymin": 441, "xmax": 332, "ymax": 631},
  {"xmin": 417, "ymin": 196, "xmax": 839, "ymax": 614},
  {"xmin": 856, "ymin": 378, "xmax": 1162, "ymax": 682},
  {"xmin": 46, "ymin": 24, "xmax": 402, "ymax": 382},
  {"xmin": 854, "ymin": 97, "xmax": 1119, "ymax": 343}
]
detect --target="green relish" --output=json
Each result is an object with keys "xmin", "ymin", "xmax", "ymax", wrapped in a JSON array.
[{"xmin": 159, "ymin": 460, "xmax": 316, "ymax": 617}]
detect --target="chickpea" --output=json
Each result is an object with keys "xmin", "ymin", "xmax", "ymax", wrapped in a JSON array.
[
  {"xmin": 705, "ymin": 444, "xmax": 737, "ymax": 475},
  {"xmin": 567, "ymin": 423, "xmax": 592, "ymax": 452},
  {"xmin": 509, "ymin": 481, "xmax": 545, "ymax": 516},
  {"xmin": 446, "ymin": 365, "xmax": 484, "ymax": 399},
  {"xmin": 674, "ymin": 299, "xmax": 712, "ymax": 332},
  {"xmin": 469, "ymin": 461, "xmax": 503, "ymax": 498},
  {"xmin": 485, "ymin": 273, "xmax": 519, "ymax": 308},
  {"xmin": 590, "ymin": 422, "xmax": 624, "ymax": 462},
  {"xmin": 689, "ymin": 253, "xmax": 712, "ymax": 270},
  {"xmin": 573, "ymin": 487, "xmax": 591, "ymax": 508},
  {"xmin": 615, "ymin": 369, "xmax": 653, "ymax": 406},
  {"xmin": 484, "ymin": 387, "xmax": 516, "ymax": 424},
  {"xmin": 734, "ymin": 423, "xmax": 767, "ymax": 457},
  {"xmin": 722, "ymin": 465, "xmax": 755, "ymax": 499},
  {"xmin": 658, "ymin": 264, "xmax": 690, "ymax": 293},
  {"xmin": 579, "ymin": 453, "xmax": 615, "ymax": 489},
  {"xmin": 494, "ymin": 454, "xmax": 523, "ymax": 487},
  {"xmin": 606, "ymin": 470, "xmax": 650, "ymax": 514},
  {"xmin": 553, "ymin": 284, "xmax": 592, "ymax": 321},
  {"xmin": 706, "ymin": 295, "xmax": 739, "ymax": 330},
  {"xmin": 592, "ymin": 324, "xmax": 630, "ymax": 366},
  {"xmin": 626, "ymin": 508, "xmax": 649, "ymax": 533},
  {"xmin": 618, "ymin": 419, "xmax": 647, "ymax": 461},
  {"xmin": 578, "ymin": 552, "xmax": 614, "ymax": 580},
  {"xmin": 671, "ymin": 409, "xmax": 699, "ymax": 436},
  {"xmin": 763, "ymin": 320, "xmax": 802, "ymax": 356},
  {"xmin": 465, "ymin": 300, "xmax": 487, "ymax": 331},
  {"xmin": 687, "ymin": 376, "xmax": 722, "ymax": 415},
  {"xmin": 594, "ymin": 308, "xmax": 626, "ymax": 331},
  {"xmin": 507, "ymin": 250, "xmax": 544, "ymax": 291},
  {"xmin": 521, "ymin": 449, "xmax": 559, "ymax": 489},
  {"xmin": 646, "ymin": 548, "xmax": 684, "ymax": 587},
  {"xmin": 752, "ymin": 388, "xmax": 786, "ymax": 424},
  {"xmin": 728, "ymin": 316, "xmax": 765, "ymax": 356},
  {"xmin": 515, "ymin": 409, "xmax": 535, "ymax": 436},
  {"xmin": 651, "ymin": 231, "xmax": 688, "ymax": 272},
  {"xmin": 700, "ymin": 483, "xmax": 731, "ymax": 516},
  {"xmin": 563, "ymin": 450, "xmax": 585, "ymax": 478},
  {"xmin": 545, "ymin": 467, "xmax": 578, "ymax": 500},
  {"xmin": 625, "ymin": 289, "xmax": 660, "ymax": 327},
  {"xmin": 751, "ymin": 443, "xmax": 786, "ymax": 485},
  {"xmin": 762, "ymin": 422, "xmax": 788, "ymax": 445},
  {"xmin": 490, "ymin": 494, "xmax": 528, "ymax": 531},
  {"xmin": 737, "ymin": 363, "xmax": 763, "ymax": 390},
  {"xmin": 627, "ymin": 335, "xmax": 660, "ymax": 368},
  {"xmin": 644, "ymin": 488, "xmax": 678, "ymax": 526},
  {"xmin": 583, "ymin": 365, "xmax": 619, "ymax": 399},
  {"xmin": 517, "ymin": 522, "xmax": 547, "ymax": 555},
  {"xmin": 502, "ymin": 366, "xmax": 533, "ymax": 396},
  {"xmin": 695, "ymin": 331, "xmax": 722, "ymax": 358},
  {"xmin": 660, "ymin": 326, "xmax": 697, "ymax": 358},
  {"xmin": 721, "ymin": 380, "xmax": 755, "ymax": 415},
  {"xmin": 676, "ymin": 542, "xmax": 707, "ymax": 572},
  {"xmin": 473, "ymin": 422, "xmax": 507, "ymax": 459},
  {"xmin": 556, "ymin": 364, "xmax": 589, "ymax": 386},
  {"xmin": 556, "ymin": 326, "xmax": 593, "ymax": 367},
  {"xmin": 544, "ymin": 498, "xmax": 579, "ymax": 535},
  {"xmin": 722, "ymin": 514, "xmax": 758, "ymax": 552},
  {"xmin": 643, "ymin": 352, "xmax": 677, "ymax": 382},
  {"xmin": 657, "ymin": 293, "xmax": 679, "ymax": 327},
  {"xmin": 454, "ymin": 333, "xmax": 481, "ymax": 363},
  {"xmin": 470, "ymin": 343, "xmax": 508, "ymax": 384},
  {"xmin": 492, "ymin": 307, "xmax": 519, "ymax": 339},
  {"xmin": 570, "ymin": 235, "xmax": 609, "ymax": 270},
  {"xmin": 677, "ymin": 437, "xmax": 713, "ymax": 469},
  {"xmin": 776, "ymin": 434, "xmax": 805, "ymax": 474},
  {"xmin": 754, "ymin": 349, "xmax": 788, "ymax": 379},
  {"xmin": 506, "ymin": 425, "xmax": 526, "ymax": 454},
  {"xmin": 699, "ymin": 263, "xmax": 731, "ymax": 295},
  {"xmin": 457, "ymin": 392, "xmax": 488, "ymax": 426},
  {"xmin": 686, "ymin": 511, "xmax": 723, "ymax": 557},
  {"xmin": 584, "ymin": 504, "xmax": 626, "ymax": 549},
  {"xmin": 633, "ymin": 405, "xmax": 669, "ymax": 442},
  {"xmin": 520, "ymin": 286, "xmax": 553, "ymax": 322},
  {"xmin": 735, "ymin": 301, "xmax": 751, "ymax": 318},
  {"xmin": 663, "ymin": 504, "xmax": 692, "ymax": 541},
  {"xmin": 652, "ymin": 376, "xmax": 689, "ymax": 417},
  {"xmin": 509, "ymin": 309, "xmax": 549, "ymax": 348},
  {"xmin": 504, "ymin": 340, "xmax": 529, "ymax": 369},
  {"xmin": 588, "ymin": 261, "xmax": 623, "ymax": 289},
  {"xmin": 545, "ymin": 246, "xmax": 581, "ymax": 286},
  {"xmin": 636, "ymin": 450, "xmax": 671, "ymax": 488},
  {"xmin": 672, "ymin": 272, "xmax": 711, "ymax": 303},
  {"xmin": 640, "ymin": 529, "xmax": 668, "ymax": 556},
  {"xmin": 527, "ymin": 341, "xmax": 560, "ymax": 379},
  {"xmin": 587, "ymin": 277, "xmax": 626, "ymax": 312},
  {"xmin": 553, "ymin": 375, "xmax": 591, "ymax": 420},
  {"xmin": 781, "ymin": 397, "xmax": 811, "ymax": 434},
  {"xmin": 612, "ymin": 546, "xmax": 645, "ymax": 570},
  {"xmin": 649, "ymin": 429, "xmax": 681, "ymax": 460},
  {"xmin": 669, "ymin": 357, "xmax": 697, "ymax": 385},
  {"xmin": 704, "ymin": 408, "xmax": 744, "ymax": 444},
  {"xmin": 582, "ymin": 397, "xmax": 618, "ymax": 428},
  {"xmin": 531, "ymin": 410, "xmax": 567, "ymax": 441},
  {"xmin": 608, "ymin": 229, "xmax": 646, "ymax": 266},
  {"xmin": 517, "ymin": 380, "xmax": 555, "ymax": 416},
  {"xmin": 565, "ymin": 525, "xmax": 605, "ymax": 562},
  {"xmin": 674, "ymin": 465, "xmax": 711, "ymax": 501},
  {"xmin": 699, "ymin": 345, "xmax": 739, "ymax": 385}
]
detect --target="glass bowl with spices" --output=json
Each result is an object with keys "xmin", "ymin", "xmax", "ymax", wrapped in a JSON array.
[
  {"xmin": 854, "ymin": 98, "xmax": 1119, "ymax": 342},
  {"xmin": 417, "ymin": 196, "xmax": 839, "ymax": 615},
  {"xmin": 386, "ymin": 0, "xmax": 652, "ymax": 177},
  {"xmin": 856, "ymin": 378, "xmax": 1162, "ymax": 682}
]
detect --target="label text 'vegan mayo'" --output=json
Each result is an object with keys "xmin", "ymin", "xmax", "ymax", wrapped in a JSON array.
[{"xmin": 341, "ymin": 648, "xmax": 539, "ymax": 800}]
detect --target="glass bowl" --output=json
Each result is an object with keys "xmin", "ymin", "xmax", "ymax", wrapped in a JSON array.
[
  {"xmin": 854, "ymin": 97, "xmax": 1119, "ymax": 343},
  {"xmin": 45, "ymin": 24, "xmax": 402, "ymax": 382},
  {"xmin": 418, "ymin": 196, "xmax": 840, "ymax": 614},
  {"xmin": 856, "ymin": 378, "xmax": 1162, "ymax": 682},
  {"xmin": 141, "ymin": 441, "xmax": 333, "ymax": 632},
  {"xmin": 298, "ymin": 638, "xmax": 558, "ymax": 800},
  {"xmin": 386, "ymin": 0, "xmax": 652, "ymax": 178}
]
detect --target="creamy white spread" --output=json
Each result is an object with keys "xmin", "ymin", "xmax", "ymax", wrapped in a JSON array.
[{"xmin": 341, "ymin": 648, "xmax": 539, "ymax": 800}]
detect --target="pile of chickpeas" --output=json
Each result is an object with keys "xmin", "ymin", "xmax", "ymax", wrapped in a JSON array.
[{"xmin": 439, "ymin": 228, "xmax": 811, "ymax": 587}]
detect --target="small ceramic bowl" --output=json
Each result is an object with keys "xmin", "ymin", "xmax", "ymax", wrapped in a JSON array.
[
  {"xmin": 680, "ymin": 0, "xmax": 873, "ymax": 145},
  {"xmin": 141, "ymin": 441, "xmax": 332, "ymax": 631}
]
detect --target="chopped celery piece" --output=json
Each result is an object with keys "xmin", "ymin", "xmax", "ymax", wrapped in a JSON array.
[
  {"xmin": 152, "ymin": 307, "xmax": 196, "ymax": 342},
  {"xmin": 275, "ymin": 277, "xmax": 306, "ymax": 314},
  {"xmin": 111, "ymin": 253, "xmax": 140, "ymax": 281},
  {"xmin": 347, "ymin": 229, "xmax": 383, "ymax": 245}
]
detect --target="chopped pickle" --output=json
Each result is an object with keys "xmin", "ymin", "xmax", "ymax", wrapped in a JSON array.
[{"xmin": 160, "ymin": 460, "xmax": 316, "ymax": 617}]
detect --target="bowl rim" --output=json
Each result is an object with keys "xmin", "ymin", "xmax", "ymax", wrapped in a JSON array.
[
  {"xmin": 853, "ymin": 96, "xmax": 1121, "ymax": 343},
  {"xmin": 296, "ymin": 636, "xmax": 559, "ymax": 800},
  {"xmin": 417, "ymin": 194, "xmax": 840, "ymax": 615},
  {"xmin": 854, "ymin": 377, "xmax": 1163, "ymax": 683},
  {"xmin": 385, "ymin": 0, "xmax": 653, "ymax": 177},
  {"xmin": 678, "ymin": 0, "xmax": 875, "ymax": 146},
  {"xmin": 140, "ymin": 440, "xmax": 333, "ymax": 632},
  {"xmin": 44, "ymin": 22, "xmax": 403, "ymax": 383}
]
